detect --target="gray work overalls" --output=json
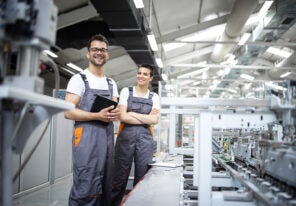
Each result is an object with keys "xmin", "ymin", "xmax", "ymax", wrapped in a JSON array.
[
  {"xmin": 112, "ymin": 87, "xmax": 154, "ymax": 206},
  {"xmin": 69, "ymin": 74, "xmax": 114, "ymax": 206}
]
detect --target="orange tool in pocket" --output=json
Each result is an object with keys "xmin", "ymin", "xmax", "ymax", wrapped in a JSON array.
[
  {"xmin": 149, "ymin": 126, "xmax": 154, "ymax": 137},
  {"xmin": 74, "ymin": 127, "xmax": 83, "ymax": 147},
  {"xmin": 117, "ymin": 123, "xmax": 125, "ymax": 137}
]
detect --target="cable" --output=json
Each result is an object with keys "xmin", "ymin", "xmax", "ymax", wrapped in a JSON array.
[{"xmin": 13, "ymin": 118, "xmax": 51, "ymax": 183}]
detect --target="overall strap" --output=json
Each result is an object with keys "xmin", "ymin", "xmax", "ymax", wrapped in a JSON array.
[
  {"xmin": 148, "ymin": 91, "xmax": 154, "ymax": 100},
  {"xmin": 106, "ymin": 77, "xmax": 113, "ymax": 97},
  {"xmin": 128, "ymin": 86, "xmax": 133, "ymax": 97},
  {"xmin": 79, "ymin": 73, "xmax": 90, "ymax": 90}
]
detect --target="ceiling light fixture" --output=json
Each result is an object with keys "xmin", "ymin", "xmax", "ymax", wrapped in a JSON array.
[
  {"xmin": 67, "ymin": 63, "xmax": 83, "ymax": 72},
  {"xmin": 177, "ymin": 67, "xmax": 209, "ymax": 79},
  {"xmin": 240, "ymin": 73, "xmax": 255, "ymax": 81},
  {"xmin": 155, "ymin": 58, "xmax": 163, "ymax": 68},
  {"xmin": 265, "ymin": 82, "xmax": 287, "ymax": 91},
  {"xmin": 193, "ymin": 81, "xmax": 201, "ymax": 86},
  {"xmin": 228, "ymin": 88, "xmax": 237, "ymax": 94},
  {"xmin": 280, "ymin": 71, "xmax": 291, "ymax": 78},
  {"xmin": 133, "ymin": 0, "xmax": 144, "ymax": 8},
  {"xmin": 43, "ymin": 50, "xmax": 58, "ymax": 58},
  {"xmin": 147, "ymin": 33, "xmax": 158, "ymax": 51},
  {"xmin": 257, "ymin": 1, "xmax": 273, "ymax": 19},
  {"xmin": 238, "ymin": 33, "xmax": 251, "ymax": 45},
  {"xmin": 161, "ymin": 74, "xmax": 168, "ymax": 81},
  {"xmin": 266, "ymin": 47, "xmax": 293, "ymax": 58}
]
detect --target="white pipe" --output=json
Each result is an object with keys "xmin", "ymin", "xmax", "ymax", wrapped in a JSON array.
[{"xmin": 211, "ymin": 0, "xmax": 258, "ymax": 63}]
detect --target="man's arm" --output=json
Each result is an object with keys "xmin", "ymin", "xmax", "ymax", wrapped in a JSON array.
[{"xmin": 64, "ymin": 92, "xmax": 119, "ymax": 122}]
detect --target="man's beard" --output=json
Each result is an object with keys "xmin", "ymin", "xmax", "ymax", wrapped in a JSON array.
[{"xmin": 90, "ymin": 56, "xmax": 106, "ymax": 67}]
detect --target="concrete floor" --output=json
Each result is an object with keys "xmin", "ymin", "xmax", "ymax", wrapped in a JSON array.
[
  {"xmin": 12, "ymin": 173, "xmax": 133, "ymax": 206},
  {"xmin": 13, "ymin": 176, "xmax": 72, "ymax": 206}
]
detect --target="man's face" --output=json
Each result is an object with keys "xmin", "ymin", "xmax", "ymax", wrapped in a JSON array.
[{"xmin": 87, "ymin": 40, "xmax": 109, "ymax": 67}]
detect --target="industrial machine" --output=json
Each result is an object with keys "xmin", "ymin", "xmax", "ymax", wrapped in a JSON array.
[
  {"xmin": 158, "ymin": 80, "xmax": 296, "ymax": 206},
  {"xmin": 0, "ymin": 1, "xmax": 74, "ymax": 205}
]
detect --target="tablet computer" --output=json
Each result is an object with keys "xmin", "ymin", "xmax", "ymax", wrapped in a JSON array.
[{"xmin": 90, "ymin": 94, "xmax": 118, "ymax": 112}]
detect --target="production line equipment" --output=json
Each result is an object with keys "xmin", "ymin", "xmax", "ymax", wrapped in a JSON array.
[
  {"xmin": 187, "ymin": 83, "xmax": 296, "ymax": 206},
  {"xmin": 160, "ymin": 81, "xmax": 296, "ymax": 206},
  {"xmin": 0, "ymin": 1, "xmax": 74, "ymax": 206}
]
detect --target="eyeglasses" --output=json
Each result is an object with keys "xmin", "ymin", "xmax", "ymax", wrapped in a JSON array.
[{"xmin": 89, "ymin": 47, "xmax": 108, "ymax": 53}]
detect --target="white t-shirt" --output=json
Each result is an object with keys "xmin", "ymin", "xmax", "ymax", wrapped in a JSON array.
[
  {"xmin": 118, "ymin": 87, "xmax": 160, "ymax": 109},
  {"xmin": 66, "ymin": 69, "xmax": 119, "ymax": 98}
]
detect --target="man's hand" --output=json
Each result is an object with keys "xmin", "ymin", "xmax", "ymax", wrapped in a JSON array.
[
  {"xmin": 98, "ymin": 106, "xmax": 118, "ymax": 122},
  {"xmin": 107, "ymin": 106, "xmax": 120, "ymax": 122}
]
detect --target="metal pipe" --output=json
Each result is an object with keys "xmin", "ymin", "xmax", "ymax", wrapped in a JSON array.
[{"xmin": 211, "ymin": 0, "xmax": 258, "ymax": 63}]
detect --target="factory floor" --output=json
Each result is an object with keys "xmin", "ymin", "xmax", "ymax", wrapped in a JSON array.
[
  {"xmin": 13, "ymin": 175, "xmax": 72, "ymax": 206},
  {"xmin": 12, "ymin": 175, "xmax": 131, "ymax": 206}
]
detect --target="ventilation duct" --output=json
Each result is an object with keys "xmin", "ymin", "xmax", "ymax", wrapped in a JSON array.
[
  {"xmin": 210, "ymin": 0, "xmax": 258, "ymax": 63},
  {"xmin": 211, "ymin": 0, "xmax": 296, "ymax": 97},
  {"xmin": 90, "ymin": 0, "xmax": 161, "ymax": 89}
]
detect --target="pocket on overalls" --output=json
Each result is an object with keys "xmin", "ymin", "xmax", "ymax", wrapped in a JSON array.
[
  {"xmin": 76, "ymin": 166, "xmax": 103, "ymax": 197},
  {"xmin": 74, "ymin": 127, "xmax": 83, "ymax": 147}
]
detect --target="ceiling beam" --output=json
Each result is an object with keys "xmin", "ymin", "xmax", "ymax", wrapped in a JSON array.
[
  {"xmin": 165, "ymin": 46, "xmax": 213, "ymax": 65},
  {"xmin": 156, "ymin": 15, "xmax": 229, "ymax": 43},
  {"xmin": 172, "ymin": 40, "xmax": 296, "ymax": 47},
  {"xmin": 58, "ymin": 5, "xmax": 98, "ymax": 29},
  {"xmin": 171, "ymin": 64, "xmax": 296, "ymax": 70}
]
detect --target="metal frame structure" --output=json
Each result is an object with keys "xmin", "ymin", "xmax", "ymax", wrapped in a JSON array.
[
  {"xmin": 194, "ymin": 111, "xmax": 277, "ymax": 206},
  {"xmin": 160, "ymin": 96, "xmax": 281, "ymax": 205}
]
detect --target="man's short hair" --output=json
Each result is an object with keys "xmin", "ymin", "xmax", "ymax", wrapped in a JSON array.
[{"xmin": 87, "ymin": 34, "xmax": 109, "ymax": 51}]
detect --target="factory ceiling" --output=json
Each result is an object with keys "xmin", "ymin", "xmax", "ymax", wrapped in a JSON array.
[{"xmin": 46, "ymin": 0, "xmax": 296, "ymax": 98}]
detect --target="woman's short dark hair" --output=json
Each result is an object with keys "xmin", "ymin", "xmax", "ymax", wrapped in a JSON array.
[
  {"xmin": 139, "ymin": 63, "xmax": 154, "ymax": 77},
  {"xmin": 87, "ymin": 34, "xmax": 109, "ymax": 51}
]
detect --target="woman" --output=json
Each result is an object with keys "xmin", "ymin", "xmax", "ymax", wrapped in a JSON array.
[{"xmin": 111, "ymin": 64, "xmax": 160, "ymax": 206}]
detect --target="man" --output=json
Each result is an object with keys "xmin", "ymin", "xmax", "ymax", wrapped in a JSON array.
[{"xmin": 64, "ymin": 34, "xmax": 120, "ymax": 206}]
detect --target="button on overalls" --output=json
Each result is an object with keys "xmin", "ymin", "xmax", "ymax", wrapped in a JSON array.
[
  {"xmin": 69, "ymin": 74, "xmax": 114, "ymax": 206},
  {"xmin": 112, "ymin": 87, "xmax": 154, "ymax": 206}
]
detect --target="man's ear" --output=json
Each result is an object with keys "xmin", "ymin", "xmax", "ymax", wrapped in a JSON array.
[{"xmin": 105, "ymin": 52, "xmax": 110, "ymax": 60}]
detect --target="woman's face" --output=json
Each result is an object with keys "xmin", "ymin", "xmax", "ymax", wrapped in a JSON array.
[{"xmin": 137, "ymin": 67, "xmax": 153, "ymax": 86}]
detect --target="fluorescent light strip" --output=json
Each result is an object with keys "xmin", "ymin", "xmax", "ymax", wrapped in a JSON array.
[
  {"xmin": 280, "ymin": 72, "xmax": 291, "ymax": 78},
  {"xmin": 161, "ymin": 74, "xmax": 168, "ymax": 81},
  {"xmin": 258, "ymin": 1, "xmax": 273, "ymax": 19},
  {"xmin": 133, "ymin": 0, "xmax": 144, "ymax": 8},
  {"xmin": 67, "ymin": 63, "xmax": 83, "ymax": 72},
  {"xmin": 238, "ymin": 33, "xmax": 251, "ymax": 45},
  {"xmin": 240, "ymin": 73, "xmax": 254, "ymax": 81},
  {"xmin": 43, "ymin": 50, "xmax": 58, "ymax": 58},
  {"xmin": 155, "ymin": 58, "xmax": 163, "ymax": 68},
  {"xmin": 193, "ymin": 81, "xmax": 201, "ymax": 86},
  {"xmin": 173, "ymin": 61, "xmax": 207, "ymax": 68},
  {"xmin": 246, "ymin": 92, "xmax": 254, "ymax": 98},
  {"xmin": 147, "ymin": 34, "xmax": 158, "ymax": 51},
  {"xmin": 265, "ymin": 82, "xmax": 287, "ymax": 91},
  {"xmin": 228, "ymin": 88, "xmax": 237, "ymax": 94},
  {"xmin": 266, "ymin": 47, "xmax": 293, "ymax": 58},
  {"xmin": 177, "ymin": 67, "xmax": 209, "ymax": 79}
]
